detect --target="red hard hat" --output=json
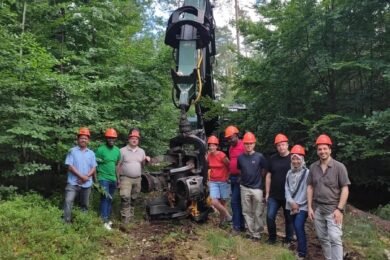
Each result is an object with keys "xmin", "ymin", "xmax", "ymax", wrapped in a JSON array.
[
  {"xmin": 129, "ymin": 128, "xmax": 140, "ymax": 138},
  {"xmin": 225, "ymin": 125, "xmax": 239, "ymax": 138},
  {"xmin": 274, "ymin": 133, "xmax": 288, "ymax": 144},
  {"xmin": 78, "ymin": 127, "xmax": 90, "ymax": 137},
  {"xmin": 207, "ymin": 135, "xmax": 219, "ymax": 145},
  {"xmin": 105, "ymin": 128, "xmax": 118, "ymax": 138},
  {"xmin": 243, "ymin": 132, "xmax": 256, "ymax": 143},
  {"xmin": 316, "ymin": 134, "xmax": 332, "ymax": 145},
  {"xmin": 291, "ymin": 145, "xmax": 305, "ymax": 156}
]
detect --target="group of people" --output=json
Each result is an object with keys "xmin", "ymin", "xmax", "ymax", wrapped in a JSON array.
[
  {"xmin": 63, "ymin": 125, "xmax": 350, "ymax": 260},
  {"xmin": 63, "ymin": 127, "xmax": 149, "ymax": 230},
  {"xmin": 206, "ymin": 125, "xmax": 350, "ymax": 260}
]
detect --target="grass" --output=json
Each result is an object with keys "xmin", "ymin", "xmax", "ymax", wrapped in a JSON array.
[
  {"xmin": 195, "ymin": 225, "xmax": 295, "ymax": 260},
  {"xmin": 2, "ymin": 192, "xmax": 388, "ymax": 259},
  {"xmin": 344, "ymin": 212, "xmax": 390, "ymax": 260},
  {"xmin": 0, "ymin": 193, "xmax": 126, "ymax": 259}
]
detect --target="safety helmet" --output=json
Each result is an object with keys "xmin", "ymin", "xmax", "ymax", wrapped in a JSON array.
[
  {"xmin": 207, "ymin": 135, "xmax": 219, "ymax": 145},
  {"xmin": 242, "ymin": 132, "xmax": 256, "ymax": 143},
  {"xmin": 128, "ymin": 128, "xmax": 140, "ymax": 138},
  {"xmin": 274, "ymin": 133, "xmax": 288, "ymax": 144},
  {"xmin": 315, "ymin": 134, "xmax": 332, "ymax": 146},
  {"xmin": 291, "ymin": 145, "xmax": 305, "ymax": 156},
  {"xmin": 78, "ymin": 127, "xmax": 90, "ymax": 137},
  {"xmin": 105, "ymin": 128, "xmax": 118, "ymax": 138},
  {"xmin": 225, "ymin": 125, "xmax": 239, "ymax": 138}
]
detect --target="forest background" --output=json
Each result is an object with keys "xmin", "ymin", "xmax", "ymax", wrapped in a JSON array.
[{"xmin": 0, "ymin": 0, "xmax": 388, "ymax": 210}]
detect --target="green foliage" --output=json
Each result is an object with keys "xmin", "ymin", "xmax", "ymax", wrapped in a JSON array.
[
  {"xmin": 0, "ymin": 0, "xmax": 178, "ymax": 184},
  {"xmin": 232, "ymin": 0, "xmax": 389, "ymax": 187},
  {"xmin": 206, "ymin": 230, "xmax": 235, "ymax": 255},
  {"xmin": 0, "ymin": 193, "xmax": 121, "ymax": 259},
  {"xmin": 344, "ymin": 212, "xmax": 389, "ymax": 259},
  {"xmin": 0, "ymin": 185, "xmax": 18, "ymax": 200},
  {"xmin": 373, "ymin": 204, "xmax": 390, "ymax": 221}
]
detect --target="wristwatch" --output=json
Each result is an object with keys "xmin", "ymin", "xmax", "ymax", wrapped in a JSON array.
[{"xmin": 336, "ymin": 207, "xmax": 344, "ymax": 214}]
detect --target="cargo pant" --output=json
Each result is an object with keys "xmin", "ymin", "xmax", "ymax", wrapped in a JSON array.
[
  {"xmin": 240, "ymin": 185, "xmax": 264, "ymax": 239},
  {"xmin": 314, "ymin": 209, "xmax": 343, "ymax": 260},
  {"xmin": 119, "ymin": 176, "xmax": 141, "ymax": 222}
]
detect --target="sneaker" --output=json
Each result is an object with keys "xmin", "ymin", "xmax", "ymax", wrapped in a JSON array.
[
  {"xmin": 225, "ymin": 215, "xmax": 233, "ymax": 222},
  {"xmin": 108, "ymin": 220, "xmax": 113, "ymax": 226},
  {"xmin": 103, "ymin": 222, "xmax": 112, "ymax": 231}
]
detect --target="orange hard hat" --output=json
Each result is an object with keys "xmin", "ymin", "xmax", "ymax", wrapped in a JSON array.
[
  {"xmin": 78, "ymin": 127, "xmax": 90, "ymax": 137},
  {"xmin": 129, "ymin": 128, "xmax": 140, "ymax": 138},
  {"xmin": 207, "ymin": 135, "xmax": 219, "ymax": 145},
  {"xmin": 225, "ymin": 125, "xmax": 239, "ymax": 138},
  {"xmin": 243, "ymin": 132, "xmax": 256, "ymax": 143},
  {"xmin": 291, "ymin": 145, "xmax": 305, "ymax": 156},
  {"xmin": 315, "ymin": 134, "xmax": 332, "ymax": 146},
  {"xmin": 274, "ymin": 133, "xmax": 288, "ymax": 144},
  {"xmin": 105, "ymin": 128, "xmax": 118, "ymax": 138}
]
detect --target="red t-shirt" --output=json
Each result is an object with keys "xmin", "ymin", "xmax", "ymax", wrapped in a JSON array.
[
  {"xmin": 228, "ymin": 139, "xmax": 245, "ymax": 175},
  {"xmin": 207, "ymin": 151, "xmax": 229, "ymax": 182}
]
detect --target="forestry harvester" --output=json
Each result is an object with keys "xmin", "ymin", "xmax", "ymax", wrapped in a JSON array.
[{"xmin": 141, "ymin": 0, "xmax": 217, "ymax": 222}]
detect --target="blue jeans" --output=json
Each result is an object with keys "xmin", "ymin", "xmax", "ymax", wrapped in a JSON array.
[
  {"xmin": 99, "ymin": 180, "xmax": 117, "ymax": 223},
  {"xmin": 289, "ymin": 210, "xmax": 308, "ymax": 257},
  {"xmin": 230, "ymin": 175, "xmax": 245, "ymax": 231},
  {"xmin": 266, "ymin": 197, "xmax": 294, "ymax": 242},
  {"xmin": 63, "ymin": 184, "xmax": 91, "ymax": 223}
]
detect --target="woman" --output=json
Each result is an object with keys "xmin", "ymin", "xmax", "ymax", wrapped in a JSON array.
[
  {"xmin": 207, "ymin": 135, "xmax": 232, "ymax": 226},
  {"xmin": 285, "ymin": 144, "xmax": 309, "ymax": 259}
]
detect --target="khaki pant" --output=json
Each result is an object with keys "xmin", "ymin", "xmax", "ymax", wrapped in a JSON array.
[
  {"xmin": 314, "ymin": 209, "xmax": 343, "ymax": 260},
  {"xmin": 120, "ymin": 176, "xmax": 141, "ymax": 221},
  {"xmin": 240, "ymin": 185, "xmax": 264, "ymax": 238}
]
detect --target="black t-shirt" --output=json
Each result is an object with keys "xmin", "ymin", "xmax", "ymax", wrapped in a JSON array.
[
  {"xmin": 268, "ymin": 153, "xmax": 291, "ymax": 199},
  {"xmin": 237, "ymin": 152, "xmax": 267, "ymax": 189}
]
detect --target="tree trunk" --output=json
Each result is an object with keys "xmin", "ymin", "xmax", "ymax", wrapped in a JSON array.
[
  {"xmin": 19, "ymin": 1, "xmax": 27, "ymax": 59},
  {"xmin": 234, "ymin": 0, "xmax": 240, "ymax": 54}
]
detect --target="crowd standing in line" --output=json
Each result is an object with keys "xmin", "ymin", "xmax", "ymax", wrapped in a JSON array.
[{"xmin": 63, "ymin": 126, "xmax": 350, "ymax": 259}]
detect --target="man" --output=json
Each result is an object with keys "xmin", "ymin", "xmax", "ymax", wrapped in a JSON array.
[
  {"xmin": 63, "ymin": 127, "xmax": 97, "ymax": 223},
  {"xmin": 237, "ymin": 132, "xmax": 267, "ymax": 240},
  {"xmin": 225, "ymin": 125, "xmax": 245, "ymax": 234},
  {"xmin": 117, "ymin": 128, "xmax": 150, "ymax": 224},
  {"xmin": 95, "ymin": 128, "xmax": 121, "ymax": 230},
  {"xmin": 265, "ymin": 133, "xmax": 294, "ymax": 244},
  {"xmin": 307, "ymin": 134, "xmax": 350, "ymax": 260}
]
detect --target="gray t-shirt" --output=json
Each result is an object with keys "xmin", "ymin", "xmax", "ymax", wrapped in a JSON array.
[
  {"xmin": 307, "ymin": 158, "xmax": 351, "ymax": 215},
  {"xmin": 119, "ymin": 146, "xmax": 145, "ymax": 178}
]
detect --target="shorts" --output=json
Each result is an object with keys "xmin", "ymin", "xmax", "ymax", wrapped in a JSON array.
[{"xmin": 209, "ymin": 181, "xmax": 230, "ymax": 200}]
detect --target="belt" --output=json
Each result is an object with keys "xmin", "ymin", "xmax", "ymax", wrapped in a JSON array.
[{"xmin": 120, "ymin": 175, "xmax": 141, "ymax": 179}]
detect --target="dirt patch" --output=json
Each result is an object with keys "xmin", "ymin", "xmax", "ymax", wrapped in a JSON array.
[{"xmin": 106, "ymin": 203, "xmax": 388, "ymax": 259}]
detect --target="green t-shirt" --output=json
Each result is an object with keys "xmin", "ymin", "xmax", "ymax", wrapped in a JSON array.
[{"xmin": 95, "ymin": 144, "xmax": 121, "ymax": 182}]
